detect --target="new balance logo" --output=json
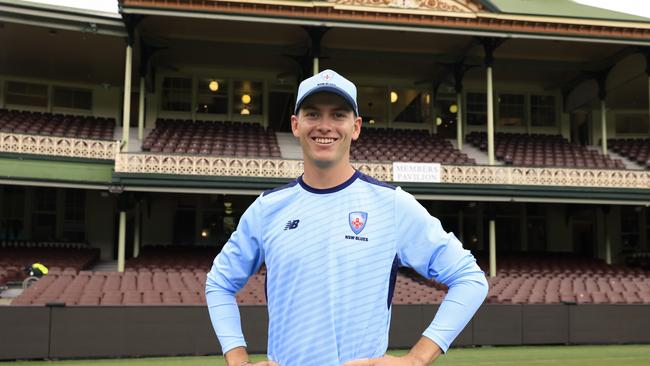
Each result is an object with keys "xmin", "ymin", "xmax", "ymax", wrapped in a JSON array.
[{"xmin": 284, "ymin": 219, "xmax": 300, "ymax": 230}]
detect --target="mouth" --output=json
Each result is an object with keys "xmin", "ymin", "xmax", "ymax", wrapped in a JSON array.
[{"xmin": 311, "ymin": 137, "xmax": 338, "ymax": 145}]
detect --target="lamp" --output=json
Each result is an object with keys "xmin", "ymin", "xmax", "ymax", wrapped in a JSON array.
[
  {"xmin": 201, "ymin": 229, "xmax": 209, "ymax": 238},
  {"xmin": 390, "ymin": 91, "xmax": 398, "ymax": 104},
  {"xmin": 436, "ymin": 117, "xmax": 442, "ymax": 126},
  {"xmin": 241, "ymin": 94, "xmax": 251, "ymax": 104},
  {"xmin": 240, "ymin": 108, "xmax": 250, "ymax": 115},
  {"xmin": 449, "ymin": 104, "xmax": 458, "ymax": 113},
  {"xmin": 209, "ymin": 80, "xmax": 219, "ymax": 92}
]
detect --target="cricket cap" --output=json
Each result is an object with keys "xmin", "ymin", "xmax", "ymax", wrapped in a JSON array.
[{"xmin": 294, "ymin": 69, "xmax": 359, "ymax": 116}]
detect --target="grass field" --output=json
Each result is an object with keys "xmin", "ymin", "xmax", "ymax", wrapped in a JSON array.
[{"xmin": 6, "ymin": 345, "xmax": 650, "ymax": 366}]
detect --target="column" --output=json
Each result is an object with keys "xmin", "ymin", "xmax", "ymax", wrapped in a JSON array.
[
  {"xmin": 117, "ymin": 211, "xmax": 126, "ymax": 272},
  {"xmin": 487, "ymin": 65, "xmax": 495, "ymax": 165},
  {"xmin": 456, "ymin": 92, "xmax": 463, "ymax": 150},
  {"xmin": 601, "ymin": 99, "xmax": 607, "ymax": 155},
  {"xmin": 489, "ymin": 219, "xmax": 496, "ymax": 277},
  {"xmin": 313, "ymin": 57, "xmax": 319, "ymax": 76},
  {"xmin": 122, "ymin": 42, "xmax": 133, "ymax": 151},
  {"xmin": 137, "ymin": 77, "xmax": 145, "ymax": 141}
]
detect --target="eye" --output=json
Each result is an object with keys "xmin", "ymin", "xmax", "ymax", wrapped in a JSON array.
[
  {"xmin": 304, "ymin": 111, "xmax": 319, "ymax": 118},
  {"xmin": 334, "ymin": 112, "xmax": 347, "ymax": 119}
]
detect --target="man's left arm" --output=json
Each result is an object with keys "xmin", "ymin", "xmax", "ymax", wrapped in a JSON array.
[
  {"xmin": 345, "ymin": 189, "xmax": 488, "ymax": 366},
  {"xmin": 398, "ymin": 188, "xmax": 488, "ymax": 359}
]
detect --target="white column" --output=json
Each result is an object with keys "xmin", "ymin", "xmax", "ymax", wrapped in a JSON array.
[
  {"xmin": 117, "ymin": 211, "xmax": 126, "ymax": 272},
  {"xmin": 487, "ymin": 66, "xmax": 495, "ymax": 165},
  {"xmin": 489, "ymin": 219, "xmax": 496, "ymax": 277},
  {"xmin": 133, "ymin": 203, "xmax": 140, "ymax": 259},
  {"xmin": 600, "ymin": 99, "xmax": 607, "ymax": 155},
  {"xmin": 122, "ymin": 44, "xmax": 133, "ymax": 151},
  {"xmin": 456, "ymin": 92, "xmax": 463, "ymax": 150},
  {"xmin": 138, "ymin": 77, "xmax": 145, "ymax": 141},
  {"xmin": 313, "ymin": 57, "xmax": 319, "ymax": 76}
]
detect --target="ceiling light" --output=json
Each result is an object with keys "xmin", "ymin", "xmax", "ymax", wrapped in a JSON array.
[
  {"xmin": 241, "ymin": 94, "xmax": 251, "ymax": 104},
  {"xmin": 436, "ymin": 117, "xmax": 442, "ymax": 126},
  {"xmin": 390, "ymin": 91, "xmax": 398, "ymax": 103},
  {"xmin": 209, "ymin": 80, "xmax": 219, "ymax": 92},
  {"xmin": 201, "ymin": 229, "xmax": 209, "ymax": 238},
  {"xmin": 369, "ymin": 119, "xmax": 376, "ymax": 124},
  {"xmin": 425, "ymin": 94, "xmax": 431, "ymax": 104},
  {"xmin": 449, "ymin": 104, "xmax": 458, "ymax": 113},
  {"xmin": 240, "ymin": 108, "xmax": 250, "ymax": 115}
]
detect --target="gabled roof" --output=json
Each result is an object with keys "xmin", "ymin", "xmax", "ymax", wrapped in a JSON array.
[{"xmin": 485, "ymin": 0, "xmax": 650, "ymax": 23}]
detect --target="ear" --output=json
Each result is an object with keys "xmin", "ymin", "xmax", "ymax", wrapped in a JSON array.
[
  {"xmin": 351, "ymin": 115, "xmax": 362, "ymax": 141},
  {"xmin": 291, "ymin": 115, "xmax": 300, "ymax": 138}
]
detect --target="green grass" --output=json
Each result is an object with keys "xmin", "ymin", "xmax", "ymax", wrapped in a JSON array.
[{"xmin": 6, "ymin": 345, "xmax": 650, "ymax": 366}]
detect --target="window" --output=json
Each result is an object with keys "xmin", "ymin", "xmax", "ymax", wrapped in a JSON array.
[
  {"xmin": 498, "ymin": 93, "xmax": 525, "ymax": 126},
  {"xmin": 5, "ymin": 81, "xmax": 48, "ymax": 107},
  {"xmin": 196, "ymin": 78, "xmax": 228, "ymax": 115},
  {"xmin": 1, "ymin": 186, "xmax": 25, "ymax": 240},
  {"xmin": 621, "ymin": 207, "xmax": 640, "ymax": 250},
  {"xmin": 391, "ymin": 88, "xmax": 431, "ymax": 123},
  {"xmin": 616, "ymin": 113, "xmax": 649, "ymax": 134},
  {"xmin": 466, "ymin": 92, "xmax": 486, "ymax": 126},
  {"xmin": 32, "ymin": 188, "xmax": 57, "ymax": 241},
  {"xmin": 531, "ymin": 95, "xmax": 556, "ymax": 126},
  {"xmin": 162, "ymin": 77, "xmax": 192, "ymax": 112},
  {"xmin": 358, "ymin": 86, "xmax": 387, "ymax": 125},
  {"xmin": 233, "ymin": 80, "xmax": 263, "ymax": 116},
  {"xmin": 53, "ymin": 87, "xmax": 92, "ymax": 110},
  {"xmin": 62, "ymin": 189, "xmax": 85, "ymax": 242}
]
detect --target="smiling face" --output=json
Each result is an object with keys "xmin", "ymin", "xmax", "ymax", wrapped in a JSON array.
[{"xmin": 291, "ymin": 92, "xmax": 362, "ymax": 171}]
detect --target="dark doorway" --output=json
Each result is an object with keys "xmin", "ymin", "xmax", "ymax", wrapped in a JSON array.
[
  {"xmin": 570, "ymin": 110, "xmax": 590, "ymax": 146},
  {"xmin": 573, "ymin": 219, "xmax": 595, "ymax": 257},
  {"xmin": 435, "ymin": 98, "xmax": 458, "ymax": 139},
  {"xmin": 173, "ymin": 207, "xmax": 196, "ymax": 246},
  {"xmin": 268, "ymin": 91, "xmax": 294, "ymax": 132}
]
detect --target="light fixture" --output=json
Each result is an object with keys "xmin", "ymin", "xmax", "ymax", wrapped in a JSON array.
[
  {"xmin": 224, "ymin": 202, "xmax": 232, "ymax": 208},
  {"xmin": 225, "ymin": 208, "xmax": 233, "ymax": 215},
  {"xmin": 240, "ymin": 108, "xmax": 250, "ymax": 115},
  {"xmin": 201, "ymin": 229, "xmax": 209, "ymax": 238},
  {"xmin": 209, "ymin": 80, "xmax": 219, "ymax": 92},
  {"xmin": 425, "ymin": 94, "xmax": 431, "ymax": 104},
  {"xmin": 390, "ymin": 91, "xmax": 398, "ymax": 104},
  {"xmin": 241, "ymin": 94, "xmax": 251, "ymax": 104},
  {"xmin": 369, "ymin": 119, "xmax": 375, "ymax": 124},
  {"xmin": 449, "ymin": 104, "xmax": 458, "ymax": 113},
  {"xmin": 436, "ymin": 117, "xmax": 443, "ymax": 126}
]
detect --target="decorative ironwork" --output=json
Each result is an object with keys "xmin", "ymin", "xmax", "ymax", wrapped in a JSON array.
[
  {"xmin": 115, "ymin": 153, "xmax": 650, "ymax": 189},
  {"xmin": 0, "ymin": 133, "xmax": 117, "ymax": 160},
  {"xmin": 330, "ymin": 0, "xmax": 471, "ymax": 12}
]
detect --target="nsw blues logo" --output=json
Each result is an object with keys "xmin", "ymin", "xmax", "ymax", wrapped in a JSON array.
[{"xmin": 349, "ymin": 211, "xmax": 368, "ymax": 235}]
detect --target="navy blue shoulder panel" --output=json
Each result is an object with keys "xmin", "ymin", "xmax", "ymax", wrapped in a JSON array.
[
  {"xmin": 358, "ymin": 172, "xmax": 396, "ymax": 190},
  {"xmin": 262, "ymin": 179, "xmax": 298, "ymax": 196}
]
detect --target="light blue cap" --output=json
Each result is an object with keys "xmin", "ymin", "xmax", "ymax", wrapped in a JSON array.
[{"xmin": 294, "ymin": 69, "xmax": 359, "ymax": 116}]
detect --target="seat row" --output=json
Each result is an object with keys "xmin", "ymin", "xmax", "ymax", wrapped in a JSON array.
[{"xmin": 0, "ymin": 109, "xmax": 115, "ymax": 141}]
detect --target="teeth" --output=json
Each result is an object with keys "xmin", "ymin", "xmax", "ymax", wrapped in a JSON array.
[{"xmin": 314, "ymin": 137, "xmax": 335, "ymax": 144}]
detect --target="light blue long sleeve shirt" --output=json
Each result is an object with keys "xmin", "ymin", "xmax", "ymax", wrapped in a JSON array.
[{"xmin": 206, "ymin": 171, "xmax": 488, "ymax": 366}]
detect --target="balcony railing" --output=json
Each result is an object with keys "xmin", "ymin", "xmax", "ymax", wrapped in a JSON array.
[
  {"xmin": 115, "ymin": 153, "xmax": 650, "ymax": 189},
  {"xmin": 0, "ymin": 132, "xmax": 117, "ymax": 160}
]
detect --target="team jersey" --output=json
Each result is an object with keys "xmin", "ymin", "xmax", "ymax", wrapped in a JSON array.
[{"xmin": 206, "ymin": 170, "xmax": 488, "ymax": 366}]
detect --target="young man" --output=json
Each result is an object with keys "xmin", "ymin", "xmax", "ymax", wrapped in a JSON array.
[{"xmin": 206, "ymin": 70, "xmax": 488, "ymax": 366}]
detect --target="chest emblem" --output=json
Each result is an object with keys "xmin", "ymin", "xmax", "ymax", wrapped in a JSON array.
[{"xmin": 349, "ymin": 211, "xmax": 368, "ymax": 235}]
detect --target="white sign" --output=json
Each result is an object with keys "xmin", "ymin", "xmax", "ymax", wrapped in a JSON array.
[{"xmin": 392, "ymin": 162, "xmax": 441, "ymax": 183}]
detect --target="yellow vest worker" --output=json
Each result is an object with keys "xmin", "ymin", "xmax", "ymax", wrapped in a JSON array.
[{"xmin": 30, "ymin": 263, "xmax": 48, "ymax": 277}]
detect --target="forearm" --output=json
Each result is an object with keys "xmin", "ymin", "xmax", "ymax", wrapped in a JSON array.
[
  {"xmin": 423, "ymin": 273, "xmax": 488, "ymax": 352},
  {"xmin": 407, "ymin": 336, "xmax": 442, "ymax": 365},
  {"xmin": 206, "ymin": 272, "xmax": 247, "ymax": 353},
  {"xmin": 225, "ymin": 346, "xmax": 251, "ymax": 366}
]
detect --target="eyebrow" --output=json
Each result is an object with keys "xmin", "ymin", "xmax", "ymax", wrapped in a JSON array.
[{"xmin": 301, "ymin": 104, "xmax": 351, "ymax": 112}]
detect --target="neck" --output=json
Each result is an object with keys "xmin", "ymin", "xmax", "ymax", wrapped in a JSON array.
[{"xmin": 302, "ymin": 160, "xmax": 356, "ymax": 189}]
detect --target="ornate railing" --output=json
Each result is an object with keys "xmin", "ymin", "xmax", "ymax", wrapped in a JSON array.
[
  {"xmin": 115, "ymin": 153, "xmax": 650, "ymax": 189},
  {"xmin": 0, "ymin": 133, "xmax": 117, "ymax": 160}
]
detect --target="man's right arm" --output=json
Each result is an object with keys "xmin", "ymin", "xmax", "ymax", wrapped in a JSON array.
[{"xmin": 205, "ymin": 197, "xmax": 265, "ymax": 362}]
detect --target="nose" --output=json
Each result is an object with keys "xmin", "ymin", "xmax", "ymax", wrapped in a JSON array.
[{"xmin": 315, "ymin": 117, "xmax": 333, "ymax": 132}]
